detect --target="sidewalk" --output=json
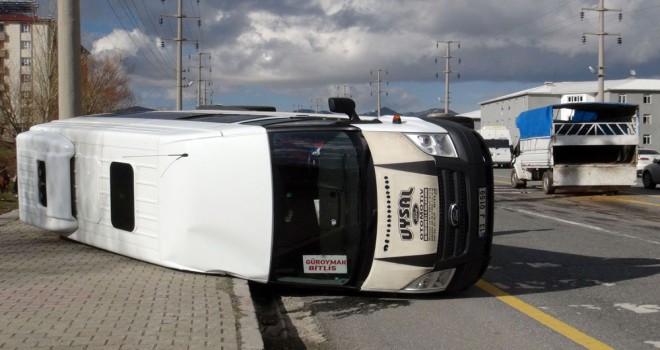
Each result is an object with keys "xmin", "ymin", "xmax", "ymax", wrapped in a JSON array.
[{"xmin": 0, "ymin": 210, "xmax": 263, "ymax": 350}]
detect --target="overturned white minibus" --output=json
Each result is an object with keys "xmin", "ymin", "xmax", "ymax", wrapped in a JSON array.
[{"xmin": 17, "ymin": 98, "xmax": 493, "ymax": 293}]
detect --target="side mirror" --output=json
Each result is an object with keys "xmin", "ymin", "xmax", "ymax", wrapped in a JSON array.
[{"xmin": 328, "ymin": 97, "xmax": 360, "ymax": 122}]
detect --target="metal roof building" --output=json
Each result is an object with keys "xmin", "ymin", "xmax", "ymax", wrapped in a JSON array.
[{"xmin": 480, "ymin": 79, "xmax": 660, "ymax": 151}]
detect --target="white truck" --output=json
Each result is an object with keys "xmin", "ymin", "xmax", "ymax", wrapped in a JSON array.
[
  {"xmin": 478, "ymin": 125, "xmax": 512, "ymax": 168},
  {"xmin": 16, "ymin": 98, "xmax": 494, "ymax": 294},
  {"xmin": 511, "ymin": 102, "xmax": 638, "ymax": 194}
]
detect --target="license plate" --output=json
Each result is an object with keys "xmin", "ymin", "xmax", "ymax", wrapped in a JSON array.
[{"xmin": 478, "ymin": 187, "xmax": 488, "ymax": 237}]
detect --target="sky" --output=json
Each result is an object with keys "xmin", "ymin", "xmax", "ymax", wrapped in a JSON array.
[{"xmin": 39, "ymin": 0, "xmax": 660, "ymax": 114}]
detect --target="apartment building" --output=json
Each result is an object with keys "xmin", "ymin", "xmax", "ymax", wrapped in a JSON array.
[{"xmin": 1, "ymin": 0, "xmax": 54, "ymax": 133}]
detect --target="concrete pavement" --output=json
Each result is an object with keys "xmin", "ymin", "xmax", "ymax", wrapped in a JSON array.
[{"xmin": 0, "ymin": 210, "xmax": 264, "ymax": 350}]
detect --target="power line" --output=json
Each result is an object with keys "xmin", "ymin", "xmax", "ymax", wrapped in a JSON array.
[
  {"xmin": 104, "ymin": 0, "xmax": 171, "ymax": 79},
  {"xmin": 115, "ymin": 1, "xmax": 174, "ymax": 72}
]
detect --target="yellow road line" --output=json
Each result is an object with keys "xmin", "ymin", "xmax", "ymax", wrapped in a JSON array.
[
  {"xmin": 590, "ymin": 195, "xmax": 660, "ymax": 208},
  {"xmin": 476, "ymin": 280, "xmax": 614, "ymax": 350}
]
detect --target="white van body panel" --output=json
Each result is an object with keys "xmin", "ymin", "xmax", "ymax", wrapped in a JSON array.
[
  {"xmin": 18, "ymin": 118, "xmax": 274, "ymax": 281},
  {"xmin": 16, "ymin": 132, "xmax": 77, "ymax": 233}
]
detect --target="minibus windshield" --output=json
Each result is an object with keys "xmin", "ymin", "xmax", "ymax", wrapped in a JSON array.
[{"xmin": 268, "ymin": 130, "xmax": 366, "ymax": 285}]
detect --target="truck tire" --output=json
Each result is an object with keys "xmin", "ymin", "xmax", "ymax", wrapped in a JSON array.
[
  {"xmin": 642, "ymin": 171, "xmax": 657, "ymax": 189},
  {"xmin": 511, "ymin": 169, "xmax": 526, "ymax": 189},
  {"xmin": 542, "ymin": 171, "xmax": 555, "ymax": 194}
]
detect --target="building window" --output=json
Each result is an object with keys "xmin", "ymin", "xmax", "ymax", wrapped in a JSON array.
[
  {"xmin": 20, "ymin": 41, "xmax": 31, "ymax": 50},
  {"xmin": 20, "ymin": 74, "xmax": 31, "ymax": 83},
  {"xmin": 643, "ymin": 114, "xmax": 652, "ymax": 124},
  {"xmin": 21, "ymin": 58, "xmax": 31, "ymax": 66},
  {"xmin": 643, "ymin": 94, "xmax": 652, "ymax": 104},
  {"xmin": 110, "ymin": 162, "xmax": 135, "ymax": 232},
  {"xmin": 618, "ymin": 94, "xmax": 627, "ymax": 103},
  {"xmin": 21, "ymin": 24, "xmax": 30, "ymax": 33},
  {"xmin": 643, "ymin": 134, "xmax": 652, "ymax": 145},
  {"xmin": 0, "ymin": 23, "xmax": 4, "ymax": 32}
]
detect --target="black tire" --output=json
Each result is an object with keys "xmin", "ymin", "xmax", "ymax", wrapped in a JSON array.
[
  {"xmin": 542, "ymin": 171, "xmax": 555, "ymax": 194},
  {"xmin": 511, "ymin": 169, "xmax": 526, "ymax": 189},
  {"xmin": 642, "ymin": 171, "xmax": 657, "ymax": 189}
]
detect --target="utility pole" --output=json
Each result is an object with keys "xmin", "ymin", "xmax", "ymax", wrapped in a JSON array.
[
  {"xmin": 310, "ymin": 97, "xmax": 322, "ymax": 113},
  {"xmin": 436, "ymin": 40, "xmax": 460, "ymax": 114},
  {"xmin": 581, "ymin": 0, "xmax": 622, "ymax": 102},
  {"xmin": 175, "ymin": 0, "xmax": 183, "ymax": 110},
  {"xmin": 370, "ymin": 70, "xmax": 388, "ymax": 117},
  {"xmin": 203, "ymin": 82, "xmax": 213, "ymax": 106},
  {"xmin": 190, "ymin": 52, "xmax": 211, "ymax": 107},
  {"xmin": 57, "ymin": 0, "xmax": 81, "ymax": 119},
  {"xmin": 336, "ymin": 84, "xmax": 352, "ymax": 98},
  {"xmin": 161, "ymin": 0, "xmax": 199, "ymax": 110}
]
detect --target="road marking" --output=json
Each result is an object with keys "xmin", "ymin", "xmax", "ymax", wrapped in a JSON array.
[
  {"xmin": 643, "ymin": 340, "xmax": 660, "ymax": 348},
  {"xmin": 501, "ymin": 207, "xmax": 660, "ymax": 245},
  {"xmin": 476, "ymin": 280, "xmax": 614, "ymax": 350},
  {"xmin": 569, "ymin": 305, "xmax": 602, "ymax": 310},
  {"xmin": 614, "ymin": 303, "xmax": 660, "ymax": 314},
  {"xmin": 588, "ymin": 195, "xmax": 660, "ymax": 208}
]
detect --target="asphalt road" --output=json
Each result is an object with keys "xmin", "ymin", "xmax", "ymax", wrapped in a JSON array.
[{"xmin": 255, "ymin": 168, "xmax": 660, "ymax": 350}]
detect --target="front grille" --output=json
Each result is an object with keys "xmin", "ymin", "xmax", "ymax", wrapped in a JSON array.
[{"xmin": 437, "ymin": 169, "xmax": 469, "ymax": 260}]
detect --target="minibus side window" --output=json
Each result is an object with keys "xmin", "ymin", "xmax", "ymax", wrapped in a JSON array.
[{"xmin": 110, "ymin": 162, "xmax": 135, "ymax": 232}]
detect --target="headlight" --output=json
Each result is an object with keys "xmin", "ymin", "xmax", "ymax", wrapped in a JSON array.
[
  {"xmin": 405, "ymin": 133, "xmax": 458, "ymax": 158},
  {"xmin": 403, "ymin": 269, "xmax": 455, "ymax": 293}
]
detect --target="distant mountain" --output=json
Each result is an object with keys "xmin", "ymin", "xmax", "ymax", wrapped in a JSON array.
[
  {"xmin": 293, "ymin": 106, "xmax": 463, "ymax": 118},
  {"xmin": 362, "ymin": 107, "xmax": 398, "ymax": 116},
  {"xmin": 361, "ymin": 107, "xmax": 458, "ymax": 118},
  {"xmin": 408, "ymin": 108, "xmax": 458, "ymax": 118}
]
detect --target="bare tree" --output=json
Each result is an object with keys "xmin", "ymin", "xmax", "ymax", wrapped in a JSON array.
[
  {"xmin": 1, "ymin": 24, "xmax": 135, "ymax": 148},
  {"xmin": 1, "ymin": 17, "xmax": 57, "ymax": 143},
  {"xmin": 0, "ymin": 75, "xmax": 23, "ymax": 148},
  {"xmin": 31, "ymin": 18, "xmax": 59, "ymax": 124},
  {"xmin": 81, "ymin": 53, "xmax": 135, "ymax": 115}
]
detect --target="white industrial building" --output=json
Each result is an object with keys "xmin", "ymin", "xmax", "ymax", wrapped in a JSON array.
[{"xmin": 479, "ymin": 79, "xmax": 660, "ymax": 151}]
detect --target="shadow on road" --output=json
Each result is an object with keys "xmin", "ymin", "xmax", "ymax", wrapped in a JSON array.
[{"xmin": 482, "ymin": 243, "xmax": 660, "ymax": 296}]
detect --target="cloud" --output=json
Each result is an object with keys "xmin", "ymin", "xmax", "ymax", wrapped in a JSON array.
[
  {"xmin": 91, "ymin": 29, "xmax": 141, "ymax": 57},
  {"xmin": 79, "ymin": 0, "xmax": 660, "ymax": 111}
]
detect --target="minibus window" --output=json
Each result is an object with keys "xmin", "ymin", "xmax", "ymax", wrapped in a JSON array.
[{"xmin": 110, "ymin": 162, "xmax": 135, "ymax": 232}]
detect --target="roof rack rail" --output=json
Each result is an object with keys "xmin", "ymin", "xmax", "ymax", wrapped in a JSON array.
[{"xmin": 196, "ymin": 105, "xmax": 277, "ymax": 112}]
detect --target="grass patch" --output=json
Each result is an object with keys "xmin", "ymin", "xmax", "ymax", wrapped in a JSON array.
[{"xmin": 0, "ymin": 192, "xmax": 17, "ymax": 215}]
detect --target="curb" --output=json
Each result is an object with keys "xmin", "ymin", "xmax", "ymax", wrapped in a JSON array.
[{"xmin": 234, "ymin": 279, "xmax": 265, "ymax": 350}]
